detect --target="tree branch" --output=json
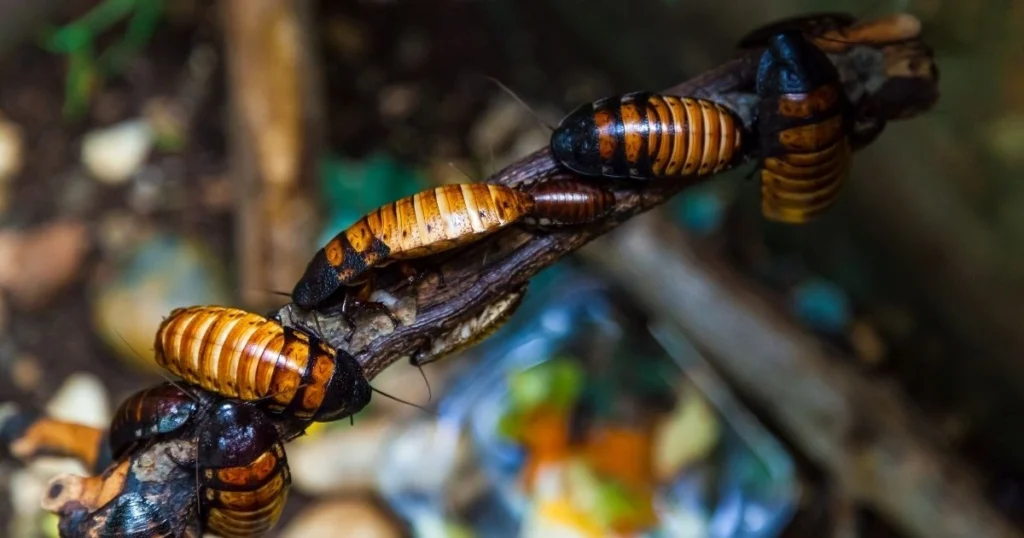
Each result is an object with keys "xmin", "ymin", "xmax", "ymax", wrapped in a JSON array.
[
  {"xmin": 25, "ymin": 14, "xmax": 949, "ymax": 537},
  {"xmin": 279, "ymin": 13, "xmax": 939, "ymax": 378}
]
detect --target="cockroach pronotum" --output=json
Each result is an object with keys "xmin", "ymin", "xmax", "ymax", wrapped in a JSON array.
[
  {"xmin": 108, "ymin": 382, "xmax": 210, "ymax": 460},
  {"xmin": 291, "ymin": 181, "xmax": 616, "ymax": 315},
  {"xmin": 198, "ymin": 399, "xmax": 290, "ymax": 538},
  {"xmin": 752, "ymin": 29, "xmax": 854, "ymax": 224},
  {"xmin": 154, "ymin": 305, "xmax": 371, "ymax": 424},
  {"xmin": 549, "ymin": 92, "xmax": 747, "ymax": 181}
]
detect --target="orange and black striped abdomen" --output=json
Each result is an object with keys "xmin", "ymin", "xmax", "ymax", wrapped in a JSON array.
[
  {"xmin": 108, "ymin": 382, "xmax": 206, "ymax": 460},
  {"xmin": 154, "ymin": 306, "xmax": 371, "ymax": 423},
  {"xmin": 292, "ymin": 183, "xmax": 534, "ymax": 309},
  {"xmin": 551, "ymin": 92, "xmax": 745, "ymax": 181},
  {"xmin": 755, "ymin": 31, "xmax": 852, "ymax": 224},
  {"xmin": 199, "ymin": 401, "xmax": 290, "ymax": 538},
  {"xmin": 523, "ymin": 178, "xmax": 616, "ymax": 226}
]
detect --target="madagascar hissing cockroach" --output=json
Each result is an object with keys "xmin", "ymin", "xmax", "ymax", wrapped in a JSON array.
[
  {"xmin": 753, "ymin": 30, "xmax": 854, "ymax": 224},
  {"xmin": 198, "ymin": 399, "xmax": 290, "ymax": 538},
  {"xmin": 154, "ymin": 305, "xmax": 371, "ymax": 424},
  {"xmin": 291, "ymin": 183, "xmax": 535, "ymax": 315},
  {"xmin": 291, "ymin": 181, "xmax": 615, "ymax": 315},
  {"xmin": 522, "ymin": 178, "xmax": 617, "ymax": 227},
  {"xmin": 108, "ymin": 382, "xmax": 210, "ymax": 461},
  {"xmin": 550, "ymin": 92, "xmax": 747, "ymax": 181}
]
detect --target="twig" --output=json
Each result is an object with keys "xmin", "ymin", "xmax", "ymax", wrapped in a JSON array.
[
  {"xmin": 222, "ymin": 0, "xmax": 326, "ymax": 310},
  {"xmin": 33, "ymin": 13, "xmax": 948, "ymax": 536},
  {"xmin": 580, "ymin": 213, "xmax": 1022, "ymax": 538},
  {"xmin": 281, "ymin": 14, "xmax": 940, "ymax": 378}
]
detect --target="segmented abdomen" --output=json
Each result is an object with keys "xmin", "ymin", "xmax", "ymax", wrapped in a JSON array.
[
  {"xmin": 202, "ymin": 442, "xmax": 290, "ymax": 538},
  {"xmin": 153, "ymin": 306, "xmax": 340, "ymax": 420},
  {"xmin": 553, "ymin": 92, "xmax": 745, "ymax": 180},
  {"xmin": 760, "ymin": 85, "xmax": 851, "ymax": 224},
  {"xmin": 525, "ymin": 179, "xmax": 616, "ymax": 225},
  {"xmin": 339, "ymin": 183, "xmax": 535, "ymax": 265}
]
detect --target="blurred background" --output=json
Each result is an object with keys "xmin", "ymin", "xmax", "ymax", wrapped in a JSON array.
[{"xmin": 0, "ymin": 0, "xmax": 1021, "ymax": 537}]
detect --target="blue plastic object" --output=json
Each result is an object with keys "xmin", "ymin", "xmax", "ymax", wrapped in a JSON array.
[{"xmin": 377, "ymin": 271, "xmax": 799, "ymax": 537}]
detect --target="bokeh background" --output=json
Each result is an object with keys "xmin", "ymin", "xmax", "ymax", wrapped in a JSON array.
[{"xmin": 0, "ymin": 0, "xmax": 1021, "ymax": 537}]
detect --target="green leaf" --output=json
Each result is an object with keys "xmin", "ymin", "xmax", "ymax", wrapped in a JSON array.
[{"xmin": 506, "ymin": 359, "xmax": 584, "ymax": 414}]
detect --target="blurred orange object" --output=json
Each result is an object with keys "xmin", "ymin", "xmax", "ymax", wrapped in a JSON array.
[{"xmin": 518, "ymin": 406, "xmax": 571, "ymax": 491}]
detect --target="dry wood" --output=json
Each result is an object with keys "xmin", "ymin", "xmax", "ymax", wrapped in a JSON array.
[{"xmin": 222, "ymin": 0, "xmax": 325, "ymax": 310}]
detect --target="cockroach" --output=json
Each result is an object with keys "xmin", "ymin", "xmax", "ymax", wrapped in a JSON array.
[
  {"xmin": 522, "ymin": 178, "xmax": 617, "ymax": 227},
  {"xmin": 550, "ymin": 92, "xmax": 747, "ymax": 181},
  {"xmin": 154, "ymin": 305, "xmax": 371, "ymax": 424},
  {"xmin": 292, "ymin": 181, "xmax": 615, "ymax": 316},
  {"xmin": 753, "ymin": 30, "xmax": 854, "ymax": 224},
  {"xmin": 291, "ymin": 183, "xmax": 535, "ymax": 316},
  {"xmin": 108, "ymin": 382, "xmax": 209, "ymax": 461},
  {"xmin": 48, "ymin": 462, "xmax": 178, "ymax": 538},
  {"xmin": 198, "ymin": 399, "xmax": 290, "ymax": 538}
]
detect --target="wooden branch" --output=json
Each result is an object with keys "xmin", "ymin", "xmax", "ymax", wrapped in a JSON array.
[
  {"xmin": 30, "ymin": 14, "xmax": 948, "ymax": 537},
  {"xmin": 222, "ymin": 0, "xmax": 326, "ymax": 311},
  {"xmin": 579, "ymin": 213, "xmax": 1022, "ymax": 538},
  {"xmin": 280, "ymin": 13, "xmax": 940, "ymax": 378}
]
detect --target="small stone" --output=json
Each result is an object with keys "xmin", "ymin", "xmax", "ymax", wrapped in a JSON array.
[
  {"xmin": 44, "ymin": 372, "xmax": 110, "ymax": 429},
  {"xmin": 378, "ymin": 84, "xmax": 420, "ymax": 120},
  {"xmin": 81, "ymin": 119, "xmax": 154, "ymax": 185},
  {"xmin": 0, "ymin": 221, "xmax": 91, "ymax": 310},
  {"xmin": 280, "ymin": 498, "xmax": 403, "ymax": 538}
]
